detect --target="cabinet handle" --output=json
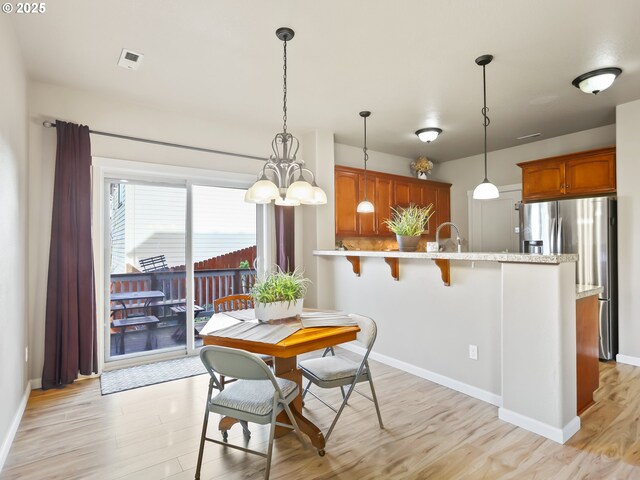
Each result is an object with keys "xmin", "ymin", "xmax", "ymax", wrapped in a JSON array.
[{"xmin": 566, "ymin": 184, "xmax": 570, "ymax": 190}]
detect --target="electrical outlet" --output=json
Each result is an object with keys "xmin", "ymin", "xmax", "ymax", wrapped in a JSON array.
[
  {"xmin": 469, "ymin": 344, "xmax": 478, "ymax": 360},
  {"xmin": 25, "ymin": 346, "xmax": 28, "ymax": 363}
]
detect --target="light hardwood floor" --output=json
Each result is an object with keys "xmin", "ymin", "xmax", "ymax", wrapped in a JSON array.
[{"xmin": 2, "ymin": 355, "xmax": 640, "ymax": 479}]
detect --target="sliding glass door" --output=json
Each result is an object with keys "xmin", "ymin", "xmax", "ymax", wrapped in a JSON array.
[{"xmin": 103, "ymin": 177, "xmax": 257, "ymax": 366}]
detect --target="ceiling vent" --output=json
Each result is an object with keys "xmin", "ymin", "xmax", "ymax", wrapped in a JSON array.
[{"xmin": 118, "ymin": 49, "xmax": 144, "ymax": 70}]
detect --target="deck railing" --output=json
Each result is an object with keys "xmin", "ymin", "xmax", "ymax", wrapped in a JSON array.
[{"xmin": 110, "ymin": 268, "xmax": 256, "ymax": 312}]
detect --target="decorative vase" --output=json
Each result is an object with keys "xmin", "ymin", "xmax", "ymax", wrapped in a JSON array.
[
  {"xmin": 396, "ymin": 235, "xmax": 421, "ymax": 252},
  {"xmin": 255, "ymin": 298, "xmax": 304, "ymax": 322},
  {"xmin": 417, "ymin": 172, "xmax": 428, "ymax": 180}
]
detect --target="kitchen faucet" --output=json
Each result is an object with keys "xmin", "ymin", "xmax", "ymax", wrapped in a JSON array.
[{"xmin": 435, "ymin": 222, "xmax": 462, "ymax": 253}]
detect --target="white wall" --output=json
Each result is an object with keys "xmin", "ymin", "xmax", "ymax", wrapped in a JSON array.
[
  {"xmin": 616, "ymin": 99, "xmax": 640, "ymax": 362},
  {"xmin": 0, "ymin": 16, "xmax": 28, "ymax": 468},
  {"xmin": 26, "ymin": 81, "xmax": 289, "ymax": 382},
  {"xmin": 433, "ymin": 125, "xmax": 616, "ymax": 241}
]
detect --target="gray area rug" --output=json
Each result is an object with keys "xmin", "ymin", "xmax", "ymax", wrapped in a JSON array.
[{"xmin": 100, "ymin": 355, "xmax": 207, "ymax": 395}]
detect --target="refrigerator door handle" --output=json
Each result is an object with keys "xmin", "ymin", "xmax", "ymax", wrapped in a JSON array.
[
  {"xmin": 557, "ymin": 216, "xmax": 563, "ymax": 254},
  {"xmin": 550, "ymin": 217, "xmax": 557, "ymax": 253}
]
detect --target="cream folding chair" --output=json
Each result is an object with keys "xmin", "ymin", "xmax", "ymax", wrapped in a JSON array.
[
  {"xmin": 299, "ymin": 314, "xmax": 384, "ymax": 448},
  {"xmin": 195, "ymin": 346, "xmax": 305, "ymax": 480}
]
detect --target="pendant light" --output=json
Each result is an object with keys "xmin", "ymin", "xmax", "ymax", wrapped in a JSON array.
[
  {"xmin": 472, "ymin": 54, "xmax": 499, "ymax": 200},
  {"xmin": 244, "ymin": 27, "xmax": 327, "ymax": 206},
  {"xmin": 356, "ymin": 111, "xmax": 375, "ymax": 213}
]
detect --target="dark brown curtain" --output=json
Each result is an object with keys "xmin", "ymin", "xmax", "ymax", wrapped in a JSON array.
[
  {"xmin": 42, "ymin": 121, "xmax": 97, "ymax": 389},
  {"xmin": 275, "ymin": 205, "xmax": 295, "ymax": 272}
]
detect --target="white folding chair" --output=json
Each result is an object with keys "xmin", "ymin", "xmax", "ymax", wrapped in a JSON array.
[
  {"xmin": 299, "ymin": 314, "xmax": 384, "ymax": 451},
  {"xmin": 195, "ymin": 345, "xmax": 305, "ymax": 480}
]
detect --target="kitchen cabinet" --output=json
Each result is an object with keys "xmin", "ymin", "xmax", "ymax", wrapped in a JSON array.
[
  {"xmin": 334, "ymin": 165, "xmax": 451, "ymax": 238},
  {"xmin": 335, "ymin": 168, "xmax": 360, "ymax": 236},
  {"xmin": 518, "ymin": 147, "xmax": 616, "ymax": 202},
  {"xmin": 576, "ymin": 294, "xmax": 600, "ymax": 414}
]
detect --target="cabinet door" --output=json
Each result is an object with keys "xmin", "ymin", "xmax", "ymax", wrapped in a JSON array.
[
  {"xmin": 565, "ymin": 150, "xmax": 616, "ymax": 196},
  {"xmin": 521, "ymin": 160, "xmax": 565, "ymax": 201},
  {"xmin": 358, "ymin": 174, "xmax": 377, "ymax": 236},
  {"xmin": 434, "ymin": 185, "xmax": 451, "ymax": 239},
  {"xmin": 394, "ymin": 180, "xmax": 411, "ymax": 207},
  {"xmin": 375, "ymin": 177, "xmax": 393, "ymax": 235},
  {"xmin": 335, "ymin": 170, "xmax": 359, "ymax": 236},
  {"xmin": 421, "ymin": 184, "xmax": 438, "ymax": 235}
]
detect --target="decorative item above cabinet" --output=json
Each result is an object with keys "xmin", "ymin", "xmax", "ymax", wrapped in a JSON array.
[
  {"xmin": 334, "ymin": 165, "xmax": 451, "ymax": 238},
  {"xmin": 518, "ymin": 146, "xmax": 616, "ymax": 202}
]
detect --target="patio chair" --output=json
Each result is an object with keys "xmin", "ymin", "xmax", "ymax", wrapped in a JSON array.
[
  {"xmin": 299, "ymin": 314, "xmax": 384, "ymax": 446},
  {"xmin": 195, "ymin": 346, "xmax": 305, "ymax": 480},
  {"xmin": 138, "ymin": 255, "xmax": 168, "ymax": 272},
  {"xmin": 213, "ymin": 294, "xmax": 273, "ymax": 387}
]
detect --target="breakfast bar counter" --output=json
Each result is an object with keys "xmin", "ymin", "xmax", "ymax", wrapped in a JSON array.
[{"xmin": 314, "ymin": 249, "xmax": 581, "ymax": 444}]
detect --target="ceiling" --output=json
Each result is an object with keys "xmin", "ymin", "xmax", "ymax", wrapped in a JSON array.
[{"xmin": 10, "ymin": 0, "xmax": 640, "ymax": 162}]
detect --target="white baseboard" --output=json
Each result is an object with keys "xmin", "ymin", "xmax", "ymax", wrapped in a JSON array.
[
  {"xmin": 29, "ymin": 378, "xmax": 41, "ymax": 390},
  {"xmin": 498, "ymin": 407, "xmax": 580, "ymax": 444},
  {"xmin": 0, "ymin": 382, "xmax": 31, "ymax": 472},
  {"xmin": 340, "ymin": 343, "xmax": 502, "ymax": 407},
  {"xmin": 616, "ymin": 354, "xmax": 640, "ymax": 367}
]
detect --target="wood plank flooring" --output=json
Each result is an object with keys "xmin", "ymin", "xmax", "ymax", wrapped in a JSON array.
[{"xmin": 2, "ymin": 355, "xmax": 640, "ymax": 479}]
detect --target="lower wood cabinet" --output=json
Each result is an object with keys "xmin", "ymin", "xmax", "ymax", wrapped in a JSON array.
[
  {"xmin": 576, "ymin": 295, "xmax": 600, "ymax": 414},
  {"xmin": 335, "ymin": 165, "xmax": 451, "ymax": 238}
]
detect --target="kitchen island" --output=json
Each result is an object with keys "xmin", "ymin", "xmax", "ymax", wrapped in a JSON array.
[{"xmin": 314, "ymin": 249, "xmax": 581, "ymax": 443}]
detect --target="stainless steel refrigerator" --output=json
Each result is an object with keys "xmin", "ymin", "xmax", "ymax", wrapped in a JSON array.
[{"xmin": 519, "ymin": 196, "xmax": 617, "ymax": 360}]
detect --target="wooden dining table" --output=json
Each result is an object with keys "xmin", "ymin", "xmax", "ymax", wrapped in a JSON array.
[{"xmin": 199, "ymin": 312, "xmax": 360, "ymax": 454}]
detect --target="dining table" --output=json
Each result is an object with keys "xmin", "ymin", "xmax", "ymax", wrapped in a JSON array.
[{"xmin": 200, "ymin": 311, "xmax": 360, "ymax": 454}]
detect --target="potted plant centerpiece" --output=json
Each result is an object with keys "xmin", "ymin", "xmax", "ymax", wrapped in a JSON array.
[
  {"xmin": 384, "ymin": 204, "xmax": 435, "ymax": 252},
  {"xmin": 251, "ymin": 267, "xmax": 310, "ymax": 322}
]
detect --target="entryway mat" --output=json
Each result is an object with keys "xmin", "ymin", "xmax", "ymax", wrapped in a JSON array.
[{"xmin": 100, "ymin": 355, "xmax": 207, "ymax": 395}]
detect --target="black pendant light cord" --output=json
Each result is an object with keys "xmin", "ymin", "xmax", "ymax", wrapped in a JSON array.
[
  {"xmin": 482, "ymin": 63, "xmax": 491, "ymax": 181},
  {"xmin": 282, "ymin": 37, "xmax": 288, "ymax": 134},
  {"xmin": 363, "ymin": 114, "xmax": 369, "ymax": 199}
]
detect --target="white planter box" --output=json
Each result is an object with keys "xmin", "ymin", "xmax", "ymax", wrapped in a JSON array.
[{"xmin": 254, "ymin": 299, "xmax": 304, "ymax": 322}]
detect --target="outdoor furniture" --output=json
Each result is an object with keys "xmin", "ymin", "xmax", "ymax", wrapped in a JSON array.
[
  {"xmin": 170, "ymin": 304, "xmax": 205, "ymax": 342},
  {"xmin": 109, "ymin": 290, "xmax": 165, "ymax": 354},
  {"xmin": 138, "ymin": 255, "xmax": 168, "ymax": 272},
  {"xmin": 112, "ymin": 316, "xmax": 160, "ymax": 354},
  {"xmin": 195, "ymin": 346, "xmax": 305, "ymax": 480}
]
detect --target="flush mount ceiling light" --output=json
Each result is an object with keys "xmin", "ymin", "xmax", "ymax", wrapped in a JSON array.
[
  {"xmin": 415, "ymin": 127, "xmax": 443, "ymax": 143},
  {"xmin": 244, "ymin": 27, "xmax": 327, "ymax": 206},
  {"xmin": 472, "ymin": 54, "xmax": 499, "ymax": 200},
  {"xmin": 572, "ymin": 67, "xmax": 622, "ymax": 95},
  {"xmin": 356, "ymin": 111, "xmax": 375, "ymax": 213}
]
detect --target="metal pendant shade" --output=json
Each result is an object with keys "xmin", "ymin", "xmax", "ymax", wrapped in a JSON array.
[
  {"xmin": 356, "ymin": 111, "xmax": 375, "ymax": 213},
  {"xmin": 472, "ymin": 54, "xmax": 499, "ymax": 200},
  {"xmin": 245, "ymin": 27, "xmax": 327, "ymax": 206}
]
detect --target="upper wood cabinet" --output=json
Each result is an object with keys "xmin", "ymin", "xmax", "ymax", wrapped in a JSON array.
[
  {"xmin": 518, "ymin": 147, "xmax": 616, "ymax": 202},
  {"xmin": 335, "ymin": 165, "xmax": 451, "ymax": 238}
]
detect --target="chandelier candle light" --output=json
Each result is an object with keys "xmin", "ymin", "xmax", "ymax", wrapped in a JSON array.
[
  {"xmin": 244, "ymin": 27, "xmax": 327, "ymax": 206},
  {"xmin": 472, "ymin": 54, "xmax": 499, "ymax": 200},
  {"xmin": 356, "ymin": 111, "xmax": 374, "ymax": 213}
]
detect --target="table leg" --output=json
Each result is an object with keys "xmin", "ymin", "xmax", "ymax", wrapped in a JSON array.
[
  {"xmin": 119, "ymin": 327, "xmax": 126, "ymax": 354},
  {"xmin": 274, "ymin": 357, "xmax": 326, "ymax": 451}
]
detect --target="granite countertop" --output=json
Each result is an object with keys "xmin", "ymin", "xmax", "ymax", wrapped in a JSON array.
[
  {"xmin": 576, "ymin": 284, "xmax": 604, "ymax": 299},
  {"xmin": 314, "ymin": 250, "xmax": 578, "ymax": 265}
]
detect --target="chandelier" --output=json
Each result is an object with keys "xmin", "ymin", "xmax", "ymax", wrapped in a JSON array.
[{"xmin": 244, "ymin": 27, "xmax": 327, "ymax": 206}]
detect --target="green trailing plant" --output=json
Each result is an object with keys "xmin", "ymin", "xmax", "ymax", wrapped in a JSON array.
[
  {"xmin": 251, "ymin": 267, "xmax": 310, "ymax": 306},
  {"xmin": 239, "ymin": 260, "xmax": 250, "ymax": 268},
  {"xmin": 384, "ymin": 204, "xmax": 435, "ymax": 236}
]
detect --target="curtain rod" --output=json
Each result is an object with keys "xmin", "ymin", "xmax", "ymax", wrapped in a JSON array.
[{"xmin": 42, "ymin": 121, "xmax": 267, "ymax": 162}]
